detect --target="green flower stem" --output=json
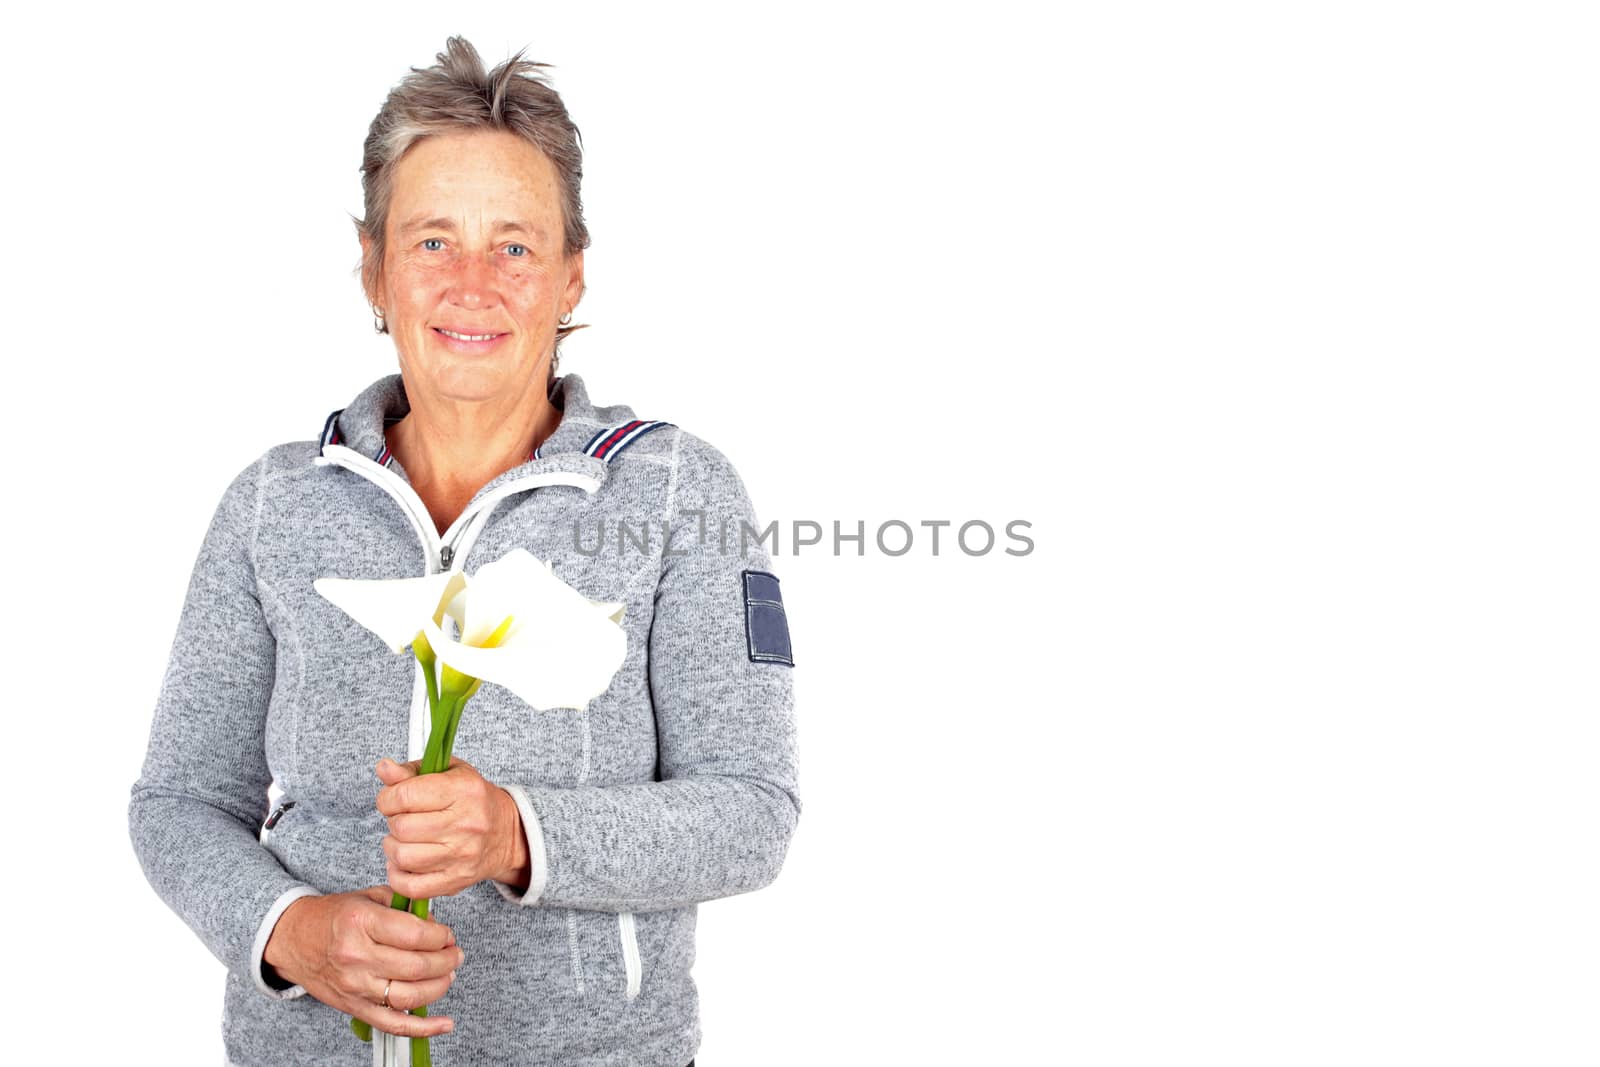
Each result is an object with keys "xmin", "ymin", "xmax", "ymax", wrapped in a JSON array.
[
  {"xmin": 358, "ymin": 666, "xmax": 474, "ymax": 1060},
  {"xmin": 420, "ymin": 695, "xmax": 456, "ymax": 773},
  {"xmin": 437, "ymin": 689, "xmax": 472, "ymax": 766}
]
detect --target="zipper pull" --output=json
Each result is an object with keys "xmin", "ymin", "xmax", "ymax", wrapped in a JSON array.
[
  {"xmin": 264, "ymin": 800, "xmax": 296, "ymax": 831},
  {"xmin": 440, "ymin": 544, "xmax": 454, "ymax": 571}
]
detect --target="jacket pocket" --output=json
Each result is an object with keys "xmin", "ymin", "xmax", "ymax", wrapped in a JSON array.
[
  {"xmin": 258, "ymin": 805, "xmax": 390, "ymax": 891},
  {"xmin": 618, "ymin": 911, "xmax": 641, "ymax": 999}
]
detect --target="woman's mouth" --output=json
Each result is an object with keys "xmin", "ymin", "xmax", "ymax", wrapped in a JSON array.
[{"xmin": 432, "ymin": 326, "xmax": 508, "ymax": 351}]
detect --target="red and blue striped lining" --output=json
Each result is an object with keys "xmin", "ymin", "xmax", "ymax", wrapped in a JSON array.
[
  {"xmin": 319, "ymin": 409, "xmax": 343, "ymax": 452},
  {"xmin": 581, "ymin": 419, "xmax": 673, "ymax": 463}
]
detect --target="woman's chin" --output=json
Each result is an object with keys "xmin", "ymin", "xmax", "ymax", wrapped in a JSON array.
[{"xmin": 408, "ymin": 359, "xmax": 536, "ymax": 403}]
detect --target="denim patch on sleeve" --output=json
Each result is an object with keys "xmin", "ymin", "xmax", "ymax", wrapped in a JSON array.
[{"xmin": 742, "ymin": 569, "xmax": 794, "ymax": 666}]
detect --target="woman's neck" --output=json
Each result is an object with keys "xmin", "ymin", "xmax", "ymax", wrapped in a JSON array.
[{"xmin": 387, "ymin": 382, "xmax": 561, "ymax": 535}]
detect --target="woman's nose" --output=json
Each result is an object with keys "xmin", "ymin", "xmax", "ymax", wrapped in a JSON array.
[{"xmin": 446, "ymin": 253, "xmax": 499, "ymax": 309}]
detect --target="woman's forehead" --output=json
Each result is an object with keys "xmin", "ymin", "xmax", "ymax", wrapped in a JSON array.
[{"xmin": 389, "ymin": 131, "xmax": 563, "ymax": 230}]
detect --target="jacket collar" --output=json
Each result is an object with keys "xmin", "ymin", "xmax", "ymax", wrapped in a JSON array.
[{"xmin": 317, "ymin": 371, "xmax": 629, "ymax": 497}]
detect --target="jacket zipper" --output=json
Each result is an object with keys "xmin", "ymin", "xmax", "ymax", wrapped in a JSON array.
[
  {"xmin": 619, "ymin": 911, "xmax": 641, "ymax": 999},
  {"xmin": 317, "ymin": 448, "xmax": 605, "ymax": 1067},
  {"xmin": 260, "ymin": 800, "xmax": 295, "ymax": 844},
  {"xmin": 264, "ymin": 801, "xmax": 295, "ymax": 830}
]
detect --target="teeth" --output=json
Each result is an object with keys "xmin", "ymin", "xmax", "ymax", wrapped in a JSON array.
[{"xmin": 439, "ymin": 329, "xmax": 497, "ymax": 341}]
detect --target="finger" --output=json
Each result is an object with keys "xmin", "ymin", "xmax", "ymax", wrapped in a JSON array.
[
  {"xmin": 383, "ymin": 835, "xmax": 453, "ymax": 874},
  {"xmin": 370, "ymin": 969, "xmax": 458, "ymax": 1014},
  {"xmin": 388, "ymin": 867, "xmax": 471, "ymax": 902},
  {"xmin": 352, "ymin": 997, "xmax": 454, "ymax": 1039},
  {"xmin": 423, "ymin": 908, "xmax": 457, "ymax": 944},
  {"xmin": 365, "ymin": 941, "xmax": 465, "ymax": 986},
  {"xmin": 368, "ymin": 906, "xmax": 458, "ymax": 952},
  {"xmin": 373, "ymin": 761, "xmax": 424, "ymax": 797},
  {"xmin": 388, "ymin": 809, "xmax": 455, "ymax": 842},
  {"xmin": 377, "ymin": 757, "xmax": 422, "ymax": 778},
  {"xmin": 363, "ymin": 886, "xmax": 393, "ymax": 906},
  {"xmin": 376, "ymin": 773, "xmax": 458, "ymax": 818}
]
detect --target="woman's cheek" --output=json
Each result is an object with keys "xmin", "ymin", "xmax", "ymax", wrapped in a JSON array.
[
  {"xmin": 501, "ymin": 268, "xmax": 557, "ymax": 310},
  {"xmin": 497, "ymin": 259, "xmax": 542, "ymax": 286}
]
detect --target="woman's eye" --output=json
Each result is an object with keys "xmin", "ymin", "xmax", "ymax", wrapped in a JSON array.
[
  {"xmin": 421, "ymin": 238, "xmax": 445, "ymax": 252},
  {"xmin": 505, "ymin": 243, "xmax": 528, "ymax": 257}
]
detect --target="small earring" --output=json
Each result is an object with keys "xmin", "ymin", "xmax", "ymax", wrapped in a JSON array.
[
  {"xmin": 371, "ymin": 305, "xmax": 386, "ymax": 334},
  {"xmin": 559, "ymin": 309, "xmax": 573, "ymax": 326}
]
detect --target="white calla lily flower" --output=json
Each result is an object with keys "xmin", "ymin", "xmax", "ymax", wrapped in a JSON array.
[{"xmin": 313, "ymin": 548, "xmax": 626, "ymax": 710}]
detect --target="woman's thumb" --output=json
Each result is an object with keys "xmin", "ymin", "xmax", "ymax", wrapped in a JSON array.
[{"xmin": 375, "ymin": 757, "xmax": 412, "ymax": 782}]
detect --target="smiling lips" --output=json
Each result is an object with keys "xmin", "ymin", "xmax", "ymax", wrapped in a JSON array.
[
  {"xmin": 432, "ymin": 326, "xmax": 505, "ymax": 350},
  {"xmin": 434, "ymin": 327, "xmax": 506, "ymax": 342}
]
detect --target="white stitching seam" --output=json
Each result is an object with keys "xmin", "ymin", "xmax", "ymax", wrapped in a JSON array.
[
  {"xmin": 567, "ymin": 910, "xmax": 585, "ymax": 994},
  {"xmin": 570, "ymin": 647, "xmax": 594, "ymax": 993},
  {"xmin": 578, "ymin": 704, "xmax": 593, "ymax": 783},
  {"xmin": 254, "ymin": 579, "xmax": 306, "ymax": 794},
  {"xmin": 611, "ymin": 427, "xmax": 685, "ymax": 600}
]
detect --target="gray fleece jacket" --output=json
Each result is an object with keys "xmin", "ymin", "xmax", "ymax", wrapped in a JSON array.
[{"xmin": 128, "ymin": 371, "xmax": 800, "ymax": 1067}]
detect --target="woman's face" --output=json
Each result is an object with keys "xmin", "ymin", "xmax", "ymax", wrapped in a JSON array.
[{"xmin": 364, "ymin": 129, "xmax": 583, "ymax": 406}]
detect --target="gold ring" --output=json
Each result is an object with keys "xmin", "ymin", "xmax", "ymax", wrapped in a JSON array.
[{"xmin": 381, "ymin": 978, "xmax": 394, "ymax": 1010}]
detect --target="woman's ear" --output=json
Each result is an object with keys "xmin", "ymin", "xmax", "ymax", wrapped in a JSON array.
[
  {"xmin": 562, "ymin": 250, "xmax": 586, "ymax": 316},
  {"xmin": 358, "ymin": 231, "xmax": 383, "ymax": 306}
]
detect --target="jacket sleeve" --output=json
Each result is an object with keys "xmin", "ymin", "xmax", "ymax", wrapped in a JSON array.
[
  {"xmin": 127, "ymin": 453, "xmax": 323, "ymax": 1000},
  {"xmin": 494, "ymin": 432, "xmax": 801, "ymax": 913}
]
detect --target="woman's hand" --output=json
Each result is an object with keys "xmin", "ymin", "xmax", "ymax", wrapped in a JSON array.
[
  {"xmin": 262, "ymin": 887, "xmax": 462, "ymax": 1038},
  {"xmin": 376, "ymin": 756, "xmax": 529, "ymax": 900}
]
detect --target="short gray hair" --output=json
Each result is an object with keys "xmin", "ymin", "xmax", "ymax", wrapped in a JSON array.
[{"xmin": 355, "ymin": 36, "xmax": 589, "ymax": 354}]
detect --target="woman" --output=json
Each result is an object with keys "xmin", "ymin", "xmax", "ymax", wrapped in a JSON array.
[{"xmin": 128, "ymin": 37, "xmax": 799, "ymax": 1067}]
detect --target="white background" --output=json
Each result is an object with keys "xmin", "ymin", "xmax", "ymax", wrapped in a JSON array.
[{"xmin": 2, "ymin": 1, "xmax": 1596, "ymax": 1064}]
